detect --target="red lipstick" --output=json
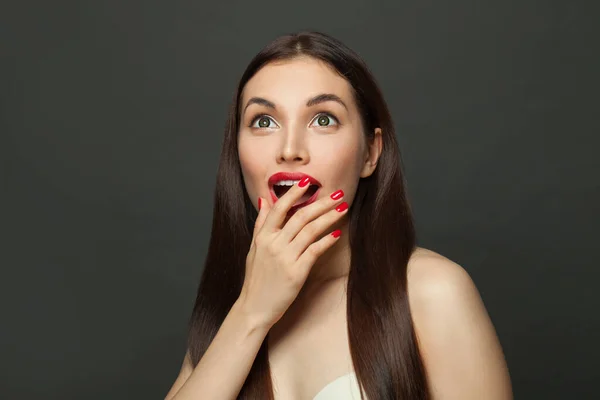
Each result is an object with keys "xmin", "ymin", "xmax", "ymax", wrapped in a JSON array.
[
  {"xmin": 267, "ymin": 172, "xmax": 322, "ymax": 210},
  {"xmin": 268, "ymin": 172, "xmax": 321, "ymax": 188}
]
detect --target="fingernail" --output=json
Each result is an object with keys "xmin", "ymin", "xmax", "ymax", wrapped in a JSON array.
[
  {"xmin": 336, "ymin": 202, "xmax": 348, "ymax": 212},
  {"xmin": 299, "ymin": 177, "xmax": 310, "ymax": 188},
  {"xmin": 330, "ymin": 189, "xmax": 344, "ymax": 200},
  {"xmin": 258, "ymin": 197, "xmax": 262, "ymax": 210},
  {"xmin": 331, "ymin": 229, "xmax": 342, "ymax": 238}
]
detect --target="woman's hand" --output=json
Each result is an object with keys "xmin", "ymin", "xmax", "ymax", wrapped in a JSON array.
[{"xmin": 237, "ymin": 178, "xmax": 348, "ymax": 329}]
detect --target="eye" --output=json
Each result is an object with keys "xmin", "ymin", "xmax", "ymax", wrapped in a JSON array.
[
  {"xmin": 310, "ymin": 113, "xmax": 339, "ymax": 128},
  {"xmin": 249, "ymin": 115, "xmax": 278, "ymax": 129}
]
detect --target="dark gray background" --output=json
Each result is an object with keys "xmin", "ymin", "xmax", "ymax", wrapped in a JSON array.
[{"xmin": 2, "ymin": 0, "xmax": 598, "ymax": 399}]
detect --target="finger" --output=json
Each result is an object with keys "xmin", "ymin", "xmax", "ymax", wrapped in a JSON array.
[
  {"xmin": 261, "ymin": 177, "xmax": 312, "ymax": 232},
  {"xmin": 276, "ymin": 189, "xmax": 345, "ymax": 245},
  {"xmin": 286, "ymin": 202, "xmax": 348, "ymax": 256},
  {"xmin": 294, "ymin": 228, "xmax": 343, "ymax": 276},
  {"xmin": 252, "ymin": 197, "xmax": 271, "ymax": 239}
]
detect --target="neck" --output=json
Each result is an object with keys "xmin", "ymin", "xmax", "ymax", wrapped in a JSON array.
[{"xmin": 300, "ymin": 217, "xmax": 351, "ymax": 294}]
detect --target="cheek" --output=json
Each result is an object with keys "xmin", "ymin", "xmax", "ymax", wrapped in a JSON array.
[
  {"xmin": 238, "ymin": 138, "xmax": 267, "ymax": 197},
  {"xmin": 315, "ymin": 134, "xmax": 364, "ymax": 172},
  {"xmin": 313, "ymin": 137, "xmax": 364, "ymax": 201}
]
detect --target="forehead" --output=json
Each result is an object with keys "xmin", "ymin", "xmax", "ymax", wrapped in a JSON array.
[{"xmin": 240, "ymin": 57, "xmax": 354, "ymax": 108}]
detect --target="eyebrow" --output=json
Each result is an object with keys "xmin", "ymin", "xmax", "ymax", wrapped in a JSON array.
[{"xmin": 242, "ymin": 93, "xmax": 348, "ymax": 115}]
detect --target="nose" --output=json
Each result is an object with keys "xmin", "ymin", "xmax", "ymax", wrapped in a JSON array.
[{"xmin": 276, "ymin": 127, "xmax": 310, "ymax": 164}]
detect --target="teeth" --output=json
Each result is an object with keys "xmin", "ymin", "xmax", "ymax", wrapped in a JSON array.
[{"xmin": 274, "ymin": 180, "xmax": 301, "ymax": 186}]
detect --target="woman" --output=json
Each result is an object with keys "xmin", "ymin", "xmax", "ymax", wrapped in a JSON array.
[{"xmin": 165, "ymin": 31, "xmax": 512, "ymax": 400}]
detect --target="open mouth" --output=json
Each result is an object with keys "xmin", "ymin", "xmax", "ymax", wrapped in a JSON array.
[
  {"xmin": 273, "ymin": 183, "xmax": 319, "ymax": 199},
  {"xmin": 270, "ymin": 182, "xmax": 321, "ymax": 208}
]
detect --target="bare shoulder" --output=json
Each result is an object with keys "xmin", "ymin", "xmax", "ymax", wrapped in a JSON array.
[
  {"xmin": 406, "ymin": 247, "xmax": 479, "ymax": 309},
  {"xmin": 406, "ymin": 247, "xmax": 513, "ymax": 400},
  {"xmin": 405, "ymin": 247, "xmax": 493, "ymax": 343}
]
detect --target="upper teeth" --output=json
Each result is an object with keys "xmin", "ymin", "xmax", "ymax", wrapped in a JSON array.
[{"xmin": 275, "ymin": 180, "xmax": 301, "ymax": 186}]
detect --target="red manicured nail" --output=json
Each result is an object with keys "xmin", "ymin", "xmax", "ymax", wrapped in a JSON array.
[
  {"xmin": 299, "ymin": 177, "xmax": 310, "ymax": 188},
  {"xmin": 331, "ymin": 229, "xmax": 342, "ymax": 238},
  {"xmin": 336, "ymin": 202, "xmax": 348, "ymax": 212},
  {"xmin": 330, "ymin": 189, "xmax": 344, "ymax": 200},
  {"xmin": 258, "ymin": 197, "xmax": 262, "ymax": 210}
]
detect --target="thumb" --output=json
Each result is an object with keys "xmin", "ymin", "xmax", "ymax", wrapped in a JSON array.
[{"xmin": 253, "ymin": 197, "xmax": 271, "ymax": 237}]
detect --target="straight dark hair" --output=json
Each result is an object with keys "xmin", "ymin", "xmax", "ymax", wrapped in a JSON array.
[{"xmin": 187, "ymin": 31, "xmax": 429, "ymax": 399}]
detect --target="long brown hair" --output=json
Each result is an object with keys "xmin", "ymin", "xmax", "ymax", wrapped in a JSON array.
[{"xmin": 187, "ymin": 31, "xmax": 429, "ymax": 400}]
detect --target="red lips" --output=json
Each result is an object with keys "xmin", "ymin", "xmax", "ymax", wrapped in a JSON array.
[
  {"xmin": 268, "ymin": 172, "xmax": 321, "ymax": 188},
  {"xmin": 267, "ymin": 172, "xmax": 322, "ymax": 209}
]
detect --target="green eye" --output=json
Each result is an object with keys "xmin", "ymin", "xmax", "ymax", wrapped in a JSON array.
[
  {"xmin": 311, "ymin": 113, "xmax": 338, "ymax": 127},
  {"xmin": 250, "ymin": 113, "xmax": 338, "ymax": 129},
  {"xmin": 258, "ymin": 117, "xmax": 270, "ymax": 127},
  {"xmin": 250, "ymin": 115, "xmax": 277, "ymax": 129}
]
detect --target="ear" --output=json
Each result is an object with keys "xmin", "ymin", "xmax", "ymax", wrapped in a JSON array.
[{"xmin": 360, "ymin": 128, "xmax": 383, "ymax": 178}]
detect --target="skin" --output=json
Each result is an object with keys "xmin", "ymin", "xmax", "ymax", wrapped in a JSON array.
[
  {"xmin": 166, "ymin": 56, "xmax": 513, "ymax": 399},
  {"xmin": 237, "ymin": 56, "xmax": 381, "ymax": 294}
]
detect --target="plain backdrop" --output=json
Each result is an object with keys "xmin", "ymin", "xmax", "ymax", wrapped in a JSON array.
[{"xmin": 1, "ymin": 0, "xmax": 598, "ymax": 399}]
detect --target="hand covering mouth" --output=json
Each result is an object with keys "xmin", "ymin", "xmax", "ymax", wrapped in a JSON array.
[
  {"xmin": 268, "ymin": 172, "xmax": 322, "ymax": 206},
  {"xmin": 273, "ymin": 182, "xmax": 319, "ymax": 200}
]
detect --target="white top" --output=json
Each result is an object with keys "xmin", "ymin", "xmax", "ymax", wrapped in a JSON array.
[{"xmin": 312, "ymin": 372, "xmax": 365, "ymax": 400}]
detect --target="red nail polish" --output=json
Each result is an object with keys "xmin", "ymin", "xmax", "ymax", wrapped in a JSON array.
[
  {"xmin": 336, "ymin": 202, "xmax": 348, "ymax": 212},
  {"xmin": 258, "ymin": 197, "xmax": 262, "ymax": 210},
  {"xmin": 331, "ymin": 229, "xmax": 342, "ymax": 238},
  {"xmin": 330, "ymin": 189, "xmax": 344, "ymax": 200},
  {"xmin": 299, "ymin": 177, "xmax": 310, "ymax": 188}
]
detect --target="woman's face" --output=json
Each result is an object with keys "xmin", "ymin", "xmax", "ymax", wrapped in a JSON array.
[{"xmin": 238, "ymin": 56, "xmax": 381, "ymax": 215}]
